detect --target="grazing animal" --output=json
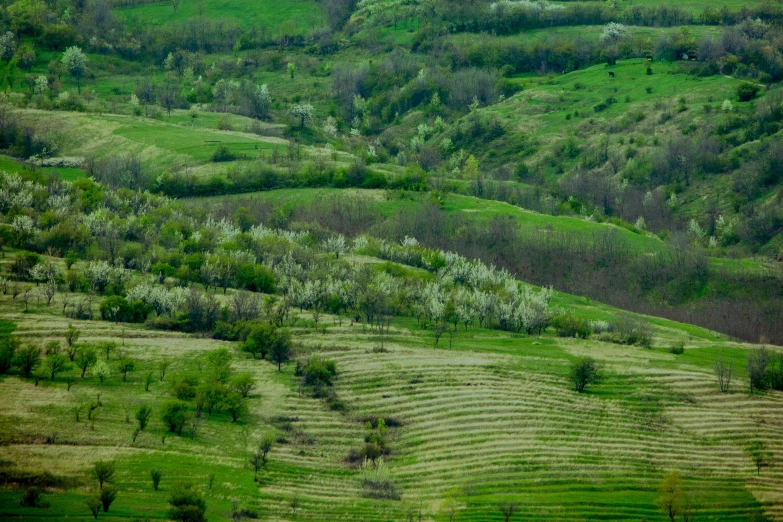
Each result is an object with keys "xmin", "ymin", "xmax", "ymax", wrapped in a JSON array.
[
  {"xmin": 609, "ymin": 71, "xmax": 615, "ymax": 78},
  {"xmin": 562, "ymin": 70, "xmax": 567, "ymax": 75}
]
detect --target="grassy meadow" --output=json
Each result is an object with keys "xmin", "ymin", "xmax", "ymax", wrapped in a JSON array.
[{"xmin": 116, "ymin": 0, "xmax": 324, "ymax": 31}]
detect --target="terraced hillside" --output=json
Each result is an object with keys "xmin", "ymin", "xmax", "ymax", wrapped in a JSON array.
[{"xmin": 0, "ymin": 262, "xmax": 782, "ymax": 520}]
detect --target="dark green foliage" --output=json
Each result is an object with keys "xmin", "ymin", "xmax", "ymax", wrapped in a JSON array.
[
  {"xmin": 594, "ymin": 97, "xmax": 617, "ymax": 112},
  {"xmin": 213, "ymin": 320, "xmax": 255, "ymax": 341},
  {"xmin": 552, "ymin": 314, "xmax": 591, "ymax": 339},
  {"xmin": 46, "ymin": 353, "xmax": 69, "ymax": 380},
  {"xmin": 168, "ymin": 481, "xmax": 207, "ymax": 522},
  {"xmin": 269, "ymin": 328, "xmax": 292, "ymax": 371},
  {"xmin": 195, "ymin": 381, "xmax": 226, "ymax": 416},
  {"xmin": 64, "ymin": 324, "xmax": 80, "ymax": 359},
  {"xmin": 669, "ymin": 342, "xmax": 685, "ymax": 355},
  {"xmin": 737, "ymin": 82, "xmax": 760, "ymax": 102},
  {"xmin": 118, "ymin": 358, "xmax": 135, "ymax": 382},
  {"xmin": 223, "ymin": 391, "xmax": 247, "ymax": 422},
  {"xmin": 249, "ymin": 433, "xmax": 275, "ymax": 477},
  {"xmin": 767, "ymin": 353, "xmax": 783, "ymax": 391},
  {"xmin": 230, "ymin": 373, "xmax": 256, "ymax": 398},
  {"xmin": 747, "ymin": 441, "xmax": 773, "ymax": 475},
  {"xmin": 211, "ymin": 145, "xmax": 236, "ymax": 162},
  {"xmin": 0, "ymin": 336, "xmax": 20, "ymax": 374},
  {"xmin": 14, "ymin": 345, "xmax": 41, "ymax": 378},
  {"xmin": 172, "ymin": 375, "xmax": 199, "ymax": 401},
  {"xmin": 151, "ymin": 262, "xmax": 176, "ymax": 283},
  {"xmin": 74, "ymin": 346, "xmax": 98, "ymax": 379},
  {"xmin": 235, "ymin": 263, "xmax": 276, "ymax": 293},
  {"xmin": 747, "ymin": 347, "xmax": 769, "ymax": 394},
  {"xmin": 296, "ymin": 356, "xmax": 337, "ymax": 387},
  {"xmin": 242, "ymin": 322, "xmax": 278, "ymax": 360},
  {"xmin": 92, "ymin": 461, "xmax": 115, "ymax": 489},
  {"xmin": 205, "ymin": 347, "xmax": 232, "ymax": 383},
  {"xmin": 150, "ymin": 469, "xmax": 162, "ymax": 491},
  {"xmin": 135, "ymin": 405, "xmax": 152, "ymax": 431},
  {"xmin": 569, "ymin": 356, "xmax": 602, "ymax": 393},
  {"xmin": 99, "ymin": 486, "xmax": 117, "ymax": 512},
  {"xmin": 100, "ymin": 296, "xmax": 151, "ymax": 323},
  {"xmin": 41, "ymin": 23, "xmax": 76, "ymax": 50},
  {"xmin": 161, "ymin": 400, "xmax": 190, "ymax": 435},
  {"xmin": 598, "ymin": 316, "xmax": 654, "ymax": 348},
  {"xmin": 20, "ymin": 486, "xmax": 46, "ymax": 508}
]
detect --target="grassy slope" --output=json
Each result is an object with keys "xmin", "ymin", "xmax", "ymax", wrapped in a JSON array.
[
  {"xmin": 464, "ymin": 58, "xmax": 783, "ymax": 250},
  {"xmin": 489, "ymin": 59, "xmax": 748, "ymax": 158},
  {"xmin": 16, "ymin": 108, "xmax": 297, "ymax": 176},
  {"xmin": 0, "ymin": 156, "xmax": 85, "ymax": 181},
  {"xmin": 115, "ymin": 0, "xmax": 323, "ymax": 31},
  {"xmin": 0, "ymin": 274, "xmax": 782, "ymax": 520}
]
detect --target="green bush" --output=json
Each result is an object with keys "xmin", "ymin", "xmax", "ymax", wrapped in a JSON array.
[
  {"xmin": 296, "ymin": 356, "xmax": 337, "ymax": 387},
  {"xmin": 211, "ymin": 144, "xmax": 236, "ymax": 162},
  {"xmin": 168, "ymin": 481, "xmax": 206, "ymax": 522},
  {"xmin": 569, "ymin": 356, "xmax": 601, "ymax": 393},
  {"xmin": 737, "ymin": 82, "xmax": 761, "ymax": 102},
  {"xmin": 235, "ymin": 263, "xmax": 276, "ymax": 293},
  {"xmin": 213, "ymin": 320, "xmax": 256, "ymax": 342},
  {"xmin": 100, "ymin": 296, "xmax": 151, "ymax": 323},
  {"xmin": 552, "ymin": 314, "xmax": 591, "ymax": 339},
  {"xmin": 160, "ymin": 400, "xmax": 190, "ymax": 435}
]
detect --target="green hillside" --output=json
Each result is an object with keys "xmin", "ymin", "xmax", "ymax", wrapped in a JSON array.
[{"xmin": 1, "ymin": 0, "xmax": 783, "ymax": 519}]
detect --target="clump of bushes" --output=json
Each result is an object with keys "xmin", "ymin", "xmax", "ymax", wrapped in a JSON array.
[
  {"xmin": 20, "ymin": 486, "xmax": 48, "ymax": 508},
  {"xmin": 295, "ymin": 356, "xmax": 343, "ymax": 410},
  {"xmin": 99, "ymin": 296, "xmax": 151, "ymax": 323},
  {"xmin": 211, "ymin": 144, "xmax": 237, "ymax": 162},
  {"xmin": 552, "ymin": 314, "xmax": 591, "ymax": 339},
  {"xmin": 296, "ymin": 356, "xmax": 337, "ymax": 388},
  {"xmin": 591, "ymin": 315, "xmax": 653, "ymax": 348},
  {"xmin": 737, "ymin": 82, "xmax": 760, "ymax": 102}
]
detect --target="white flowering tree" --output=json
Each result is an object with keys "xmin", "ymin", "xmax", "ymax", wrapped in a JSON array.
[
  {"xmin": 322, "ymin": 235, "xmax": 348, "ymax": 259},
  {"xmin": 0, "ymin": 31, "xmax": 16, "ymax": 62},
  {"xmin": 85, "ymin": 261, "xmax": 112, "ymax": 292},
  {"xmin": 291, "ymin": 103, "xmax": 315, "ymax": 129},
  {"xmin": 599, "ymin": 22, "xmax": 627, "ymax": 65},
  {"xmin": 61, "ymin": 46, "xmax": 88, "ymax": 94}
]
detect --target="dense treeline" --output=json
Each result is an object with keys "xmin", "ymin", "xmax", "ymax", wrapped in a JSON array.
[{"xmin": 428, "ymin": 1, "xmax": 783, "ymax": 35}]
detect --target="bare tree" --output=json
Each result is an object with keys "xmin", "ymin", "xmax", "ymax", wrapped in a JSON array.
[
  {"xmin": 433, "ymin": 320, "xmax": 449, "ymax": 348},
  {"xmin": 59, "ymin": 292, "xmax": 71, "ymax": 315},
  {"xmin": 21, "ymin": 287, "xmax": 32, "ymax": 312},
  {"xmin": 231, "ymin": 291, "xmax": 260, "ymax": 322},
  {"xmin": 714, "ymin": 356, "xmax": 733, "ymax": 393},
  {"xmin": 44, "ymin": 277, "xmax": 56, "ymax": 305}
]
